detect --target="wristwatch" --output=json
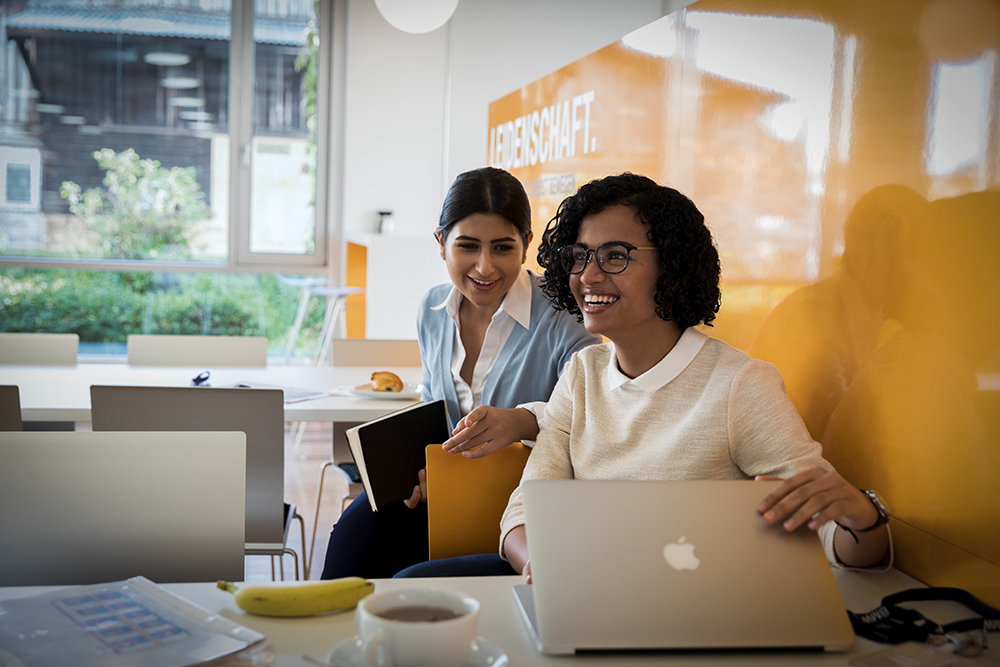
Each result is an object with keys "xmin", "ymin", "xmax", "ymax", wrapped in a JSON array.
[{"xmin": 856, "ymin": 489, "xmax": 891, "ymax": 532}]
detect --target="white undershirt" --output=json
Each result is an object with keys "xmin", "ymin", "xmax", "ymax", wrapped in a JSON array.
[{"xmin": 430, "ymin": 269, "xmax": 544, "ymax": 423}]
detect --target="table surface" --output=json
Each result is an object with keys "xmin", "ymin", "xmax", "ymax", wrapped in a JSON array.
[
  {"xmin": 0, "ymin": 362, "xmax": 423, "ymax": 422},
  {"xmin": 2, "ymin": 571, "xmax": 996, "ymax": 667}
]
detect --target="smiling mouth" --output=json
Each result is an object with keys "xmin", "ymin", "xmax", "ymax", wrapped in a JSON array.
[
  {"xmin": 470, "ymin": 277, "xmax": 498, "ymax": 287},
  {"xmin": 584, "ymin": 294, "xmax": 618, "ymax": 306}
]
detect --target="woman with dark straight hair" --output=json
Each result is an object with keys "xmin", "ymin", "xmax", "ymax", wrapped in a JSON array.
[{"xmin": 321, "ymin": 167, "xmax": 600, "ymax": 579}]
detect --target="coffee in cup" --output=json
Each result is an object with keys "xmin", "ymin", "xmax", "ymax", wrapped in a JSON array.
[{"xmin": 356, "ymin": 587, "xmax": 480, "ymax": 667}]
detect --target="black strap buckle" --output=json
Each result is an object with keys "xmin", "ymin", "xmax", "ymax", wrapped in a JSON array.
[{"xmin": 849, "ymin": 587, "xmax": 1000, "ymax": 652}]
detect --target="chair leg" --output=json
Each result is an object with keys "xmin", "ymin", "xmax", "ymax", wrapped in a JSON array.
[
  {"xmin": 294, "ymin": 510, "xmax": 308, "ymax": 580},
  {"xmin": 308, "ymin": 459, "xmax": 333, "ymax": 576},
  {"xmin": 270, "ymin": 555, "xmax": 276, "ymax": 581},
  {"xmin": 285, "ymin": 286, "xmax": 313, "ymax": 364},
  {"xmin": 291, "ymin": 420, "xmax": 308, "ymax": 459},
  {"xmin": 283, "ymin": 548, "xmax": 301, "ymax": 581},
  {"xmin": 314, "ymin": 295, "xmax": 349, "ymax": 365}
]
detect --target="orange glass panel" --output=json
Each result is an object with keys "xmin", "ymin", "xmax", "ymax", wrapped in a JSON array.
[{"xmin": 490, "ymin": 0, "xmax": 1000, "ymax": 603}]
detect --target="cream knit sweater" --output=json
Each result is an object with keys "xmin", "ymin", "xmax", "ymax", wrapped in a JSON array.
[{"xmin": 500, "ymin": 330, "xmax": 846, "ymax": 565}]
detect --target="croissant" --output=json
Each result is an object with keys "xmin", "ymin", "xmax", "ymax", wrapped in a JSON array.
[{"xmin": 371, "ymin": 371, "xmax": 404, "ymax": 392}]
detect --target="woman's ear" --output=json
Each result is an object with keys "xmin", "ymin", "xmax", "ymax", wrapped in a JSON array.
[
  {"xmin": 521, "ymin": 231, "xmax": 534, "ymax": 264},
  {"xmin": 437, "ymin": 231, "xmax": 446, "ymax": 260}
]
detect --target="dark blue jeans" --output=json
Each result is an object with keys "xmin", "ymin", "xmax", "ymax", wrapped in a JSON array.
[
  {"xmin": 321, "ymin": 492, "xmax": 429, "ymax": 580},
  {"xmin": 394, "ymin": 554, "xmax": 518, "ymax": 578}
]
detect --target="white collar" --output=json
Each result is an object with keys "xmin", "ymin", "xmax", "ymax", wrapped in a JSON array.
[
  {"xmin": 606, "ymin": 327, "xmax": 708, "ymax": 392},
  {"xmin": 431, "ymin": 268, "xmax": 533, "ymax": 330}
]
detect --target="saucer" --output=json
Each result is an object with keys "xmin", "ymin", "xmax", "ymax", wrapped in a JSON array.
[{"xmin": 326, "ymin": 635, "xmax": 508, "ymax": 667}]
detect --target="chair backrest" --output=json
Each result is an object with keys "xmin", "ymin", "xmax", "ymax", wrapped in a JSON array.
[
  {"xmin": 425, "ymin": 443, "xmax": 531, "ymax": 560},
  {"xmin": 331, "ymin": 338, "xmax": 421, "ymax": 367},
  {"xmin": 0, "ymin": 430, "xmax": 246, "ymax": 585},
  {"xmin": 0, "ymin": 333, "xmax": 78, "ymax": 365},
  {"xmin": 127, "ymin": 334, "xmax": 267, "ymax": 367},
  {"xmin": 0, "ymin": 385, "xmax": 21, "ymax": 431},
  {"xmin": 91, "ymin": 385, "xmax": 284, "ymax": 546}
]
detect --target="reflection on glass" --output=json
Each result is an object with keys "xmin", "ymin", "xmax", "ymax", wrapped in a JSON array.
[
  {"xmin": 489, "ymin": 0, "xmax": 1000, "ymax": 600},
  {"xmin": 929, "ymin": 56, "xmax": 995, "ymax": 177},
  {"xmin": 0, "ymin": 0, "xmax": 232, "ymax": 262}
]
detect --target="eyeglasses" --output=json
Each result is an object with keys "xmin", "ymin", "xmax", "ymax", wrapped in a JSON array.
[{"xmin": 558, "ymin": 242, "xmax": 657, "ymax": 275}]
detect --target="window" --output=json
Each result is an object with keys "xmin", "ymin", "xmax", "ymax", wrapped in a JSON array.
[
  {"xmin": 0, "ymin": 0, "xmax": 329, "ymax": 270},
  {"xmin": 5, "ymin": 165, "xmax": 31, "ymax": 204}
]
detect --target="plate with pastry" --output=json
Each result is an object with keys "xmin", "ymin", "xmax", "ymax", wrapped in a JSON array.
[{"xmin": 351, "ymin": 371, "xmax": 421, "ymax": 400}]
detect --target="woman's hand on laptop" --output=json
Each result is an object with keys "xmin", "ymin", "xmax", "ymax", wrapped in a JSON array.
[
  {"xmin": 442, "ymin": 406, "xmax": 538, "ymax": 458},
  {"xmin": 755, "ymin": 467, "xmax": 889, "ymax": 567},
  {"xmin": 756, "ymin": 467, "xmax": 875, "ymax": 532}
]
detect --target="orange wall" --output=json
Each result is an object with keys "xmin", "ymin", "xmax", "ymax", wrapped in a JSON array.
[
  {"xmin": 489, "ymin": 0, "xmax": 1000, "ymax": 603},
  {"xmin": 345, "ymin": 242, "xmax": 367, "ymax": 339}
]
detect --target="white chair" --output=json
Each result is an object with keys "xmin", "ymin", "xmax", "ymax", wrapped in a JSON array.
[
  {"xmin": 91, "ymin": 385, "xmax": 307, "ymax": 580},
  {"xmin": 127, "ymin": 334, "xmax": 267, "ymax": 367},
  {"xmin": 330, "ymin": 338, "xmax": 422, "ymax": 367},
  {"xmin": 307, "ymin": 338, "xmax": 421, "ymax": 574},
  {"xmin": 0, "ymin": 431, "xmax": 246, "ymax": 585},
  {"xmin": 277, "ymin": 275, "xmax": 363, "ymax": 365},
  {"xmin": 0, "ymin": 332, "xmax": 78, "ymax": 365}
]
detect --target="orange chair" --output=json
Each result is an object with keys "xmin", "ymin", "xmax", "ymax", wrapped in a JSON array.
[{"xmin": 424, "ymin": 443, "xmax": 530, "ymax": 561}]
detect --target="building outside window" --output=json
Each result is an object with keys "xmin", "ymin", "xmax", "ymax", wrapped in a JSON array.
[{"xmin": 0, "ymin": 0, "xmax": 333, "ymax": 357}]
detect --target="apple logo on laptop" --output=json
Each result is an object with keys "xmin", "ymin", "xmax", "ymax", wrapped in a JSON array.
[{"xmin": 663, "ymin": 536, "xmax": 700, "ymax": 571}]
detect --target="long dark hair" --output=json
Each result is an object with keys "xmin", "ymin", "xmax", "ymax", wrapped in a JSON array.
[
  {"xmin": 537, "ymin": 173, "xmax": 721, "ymax": 330},
  {"xmin": 435, "ymin": 167, "xmax": 531, "ymax": 243}
]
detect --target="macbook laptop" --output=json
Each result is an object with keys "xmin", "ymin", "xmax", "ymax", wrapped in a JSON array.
[
  {"xmin": 0, "ymin": 431, "xmax": 246, "ymax": 585},
  {"xmin": 514, "ymin": 479, "xmax": 855, "ymax": 654},
  {"xmin": 91, "ymin": 385, "xmax": 284, "ymax": 550}
]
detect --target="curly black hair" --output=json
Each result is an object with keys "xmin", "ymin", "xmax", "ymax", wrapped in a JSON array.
[{"xmin": 537, "ymin": 173, "xmax": 721, "ymax": 330}]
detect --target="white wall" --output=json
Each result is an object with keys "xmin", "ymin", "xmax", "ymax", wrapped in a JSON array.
[
  {"xmin": 336, "ymin": 0, "xmax": 678, "ymax": 335},
  {"xmin": 340, "ymin": 0, "xmax": 669, "ymax": 240}
]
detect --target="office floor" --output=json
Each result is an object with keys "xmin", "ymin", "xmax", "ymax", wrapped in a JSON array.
[{"xmin": 245, "ymin": 422, "xmax": 347, "ymax": 582}]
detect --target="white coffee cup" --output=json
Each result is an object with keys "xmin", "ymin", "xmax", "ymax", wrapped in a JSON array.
[{"xmin": 355, "ymin": 587, "xmax": 480, "ymax": 667}]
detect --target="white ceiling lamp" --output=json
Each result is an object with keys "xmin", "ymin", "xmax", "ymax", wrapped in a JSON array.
[
  {"xmin": 59, "ymin": 115, "xmax": 86, "ymax": 125},
  {"xmin": 374, "ymin": 0, "xmax": 459, "ymax": 34},
  {"xmin": 179, "ymin": 110, "xmax": 214, "ymax": 121},
  {"xmin": 161, "ymin": 76, "xmax": 201, "ymax": 89},
  {"xmin": 168, "ymin": 96, "xmax": 206, "ymax": 107},
  {"xmin": 144, "ymin": 52, "xmax": 191, "ymax": 66}
]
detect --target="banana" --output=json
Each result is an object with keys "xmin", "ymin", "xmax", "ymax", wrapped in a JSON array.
[{"xmin": 217, "ymin": 577, "xmax": 374, "ymax": 617}]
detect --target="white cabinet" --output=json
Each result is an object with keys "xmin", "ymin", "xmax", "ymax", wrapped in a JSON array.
[{"xmin": 346, "ymin": 233, "xmax": 451, "ymax": 340}]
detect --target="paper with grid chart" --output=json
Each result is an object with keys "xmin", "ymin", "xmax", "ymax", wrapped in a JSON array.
[{"xmin": 0, "ymin": 577, "xmax": 264, "ymax": 667}]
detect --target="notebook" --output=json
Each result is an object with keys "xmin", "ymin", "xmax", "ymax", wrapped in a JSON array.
[
  {"xmin": 514, "ymin": 479, "xmax": 855, "ymax": 654},
  {"xmin": 347, "ymin": 400, "xmax": 450, "ymax": 512}
]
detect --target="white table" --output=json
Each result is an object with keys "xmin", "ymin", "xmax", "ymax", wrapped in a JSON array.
[
  {"xmin": 2, "ymin": 571, "xmax": 994, "ymax": 666},
  {"xmin": 0, "ymin": 363, "xmax": 423, "ymax": 423}
]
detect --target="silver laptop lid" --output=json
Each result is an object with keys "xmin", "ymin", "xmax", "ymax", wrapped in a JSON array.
[
  {"xmin": 521, "ymin": 479, "xmax": 855, "ymax": 654},
  {"xmin": 91, "ymin": 385, "xmax": 284, "ymax": 547},
  {"xmin": 0, "ymin": 431, "xmax": 246, "ymax": 585}
]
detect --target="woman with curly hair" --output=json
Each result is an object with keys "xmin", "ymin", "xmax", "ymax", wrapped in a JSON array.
[{"xmin": 397, "ymin": 172, "xmax": 891, "ymax": 579}]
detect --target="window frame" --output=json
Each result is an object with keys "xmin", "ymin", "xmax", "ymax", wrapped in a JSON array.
[{"xmin": 0, "ymin": 0, "xmax": 336, "ymax": 275}]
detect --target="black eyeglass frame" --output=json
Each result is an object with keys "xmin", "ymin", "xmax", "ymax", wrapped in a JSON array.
[{"xmin": 559, "ymin": 241, "xmax": 658, "ymax": 275}]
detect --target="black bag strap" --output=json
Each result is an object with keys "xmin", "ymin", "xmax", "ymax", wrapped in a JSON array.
[{"xmin": 849, "ymin": 587, "xmax": 1000, "ymax": 645}]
